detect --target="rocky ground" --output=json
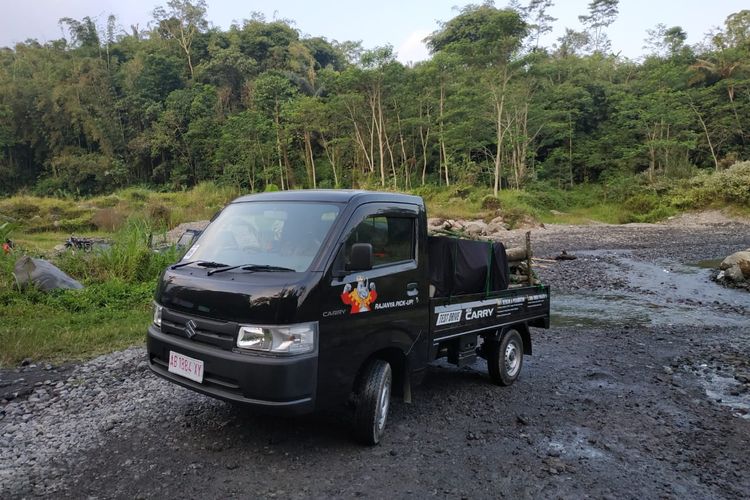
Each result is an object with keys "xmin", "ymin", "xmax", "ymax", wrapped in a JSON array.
[{"xmin": 2, "ymin": 211, "xmax": 749, "ymax": 499}]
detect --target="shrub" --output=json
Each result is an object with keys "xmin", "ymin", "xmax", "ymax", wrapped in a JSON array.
[
  {"xmin": 93, "ymin": 195, "xmax": 121, "ymax": 208},
  {"xmin": 123, "ymin": 187, "xmax": 151, "ymax": 203},
  {"xmin": 502, "ymin": 206, "xmax": 535, "ymax": 229},
  {"xmin": 5, "ymin": 199, "xmax": 39, "ymax": 219},
  {"xmin": 92, "ymin": 208, "xmax": 126, "ymax": 231},
  {"xmin": 56, "ymin": 218, "xmax": 179, "ymax": 284},
  {"xmin": 705, "ymin": 161, "xmax": 750, "ymax": 205},
  {"xmin": 146, "ymin": 202, "xmax": 172, "ymax": 228},
  {"xmin": 55, "ymin": 214, "xmax": 95, "ymax": 232},
  {"xmin": 623, "ymin": 194, "xmax": 659, "ymax": 214},
  {"xmin": 480, "ymin": 195, "xmax": 502, "ymax": 210}
]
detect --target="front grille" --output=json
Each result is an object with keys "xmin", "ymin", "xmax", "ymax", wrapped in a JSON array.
[{"xmin": 160, "ymin": 308, "xmax": 237, "ymax": 350}]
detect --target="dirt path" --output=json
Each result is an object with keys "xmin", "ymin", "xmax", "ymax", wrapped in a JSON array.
[{"xmin": 2, "ymin": 212, "xmax": 749, "ymax": 499}]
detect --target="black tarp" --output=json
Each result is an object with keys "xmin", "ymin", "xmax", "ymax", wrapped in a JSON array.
[
  {"xmin": 428, "ymin": 236, "xmax": 509, "ymax": 298},
  {"xmin": 490, "ymin": 241, "xmax": 510, "ymax": 292}
]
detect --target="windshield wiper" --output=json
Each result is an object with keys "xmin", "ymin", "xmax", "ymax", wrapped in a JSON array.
[
  {"xmin": 170, "ymin": 260, "xmax": 228, "ymax": 270},
  {"xmin": 207, "ymin": 263, "xmax": 296, "ymax": 276}
]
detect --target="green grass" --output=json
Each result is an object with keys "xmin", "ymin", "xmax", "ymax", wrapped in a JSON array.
[
  {"xmin": 537, "ymin": 203, "xmax": 628, "ymax": 225},
  {"xmin": 0, "ymin": 279, "xmax": 156, "ymax": 366},
  {"xmin": 0, "ymin": 297, "xmax": 151, "ymax": 366},
  {"xmin": 1, "ymin": 181, "xmax": 239, "ymax": 234},
  {"xmin": 0, "ymin": 219, "xmax": 177, "ymax": 367}
]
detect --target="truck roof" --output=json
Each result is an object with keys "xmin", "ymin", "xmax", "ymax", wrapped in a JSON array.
[{"xmin": 232, "ymin": 189, "xmax": 424, "ymax": 206}]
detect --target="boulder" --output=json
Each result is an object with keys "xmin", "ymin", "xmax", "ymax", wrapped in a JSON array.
[
  {"xmin": 720, "ymin": 251, "xmax": 750, "ymax": 279},
  {"xmin": 13, "ymin": 256, "xmax": 83, "ymax": 291},
  {"xmin": 724, "ymin": 264, "xmax": 746, "ymax": 283},
  {"xmin": 464, "ymin": 221, "xmax": 488, "ymax": 236},
  {"xmin": 486, "ymin": 221, "xmax": 508, "ymax": 234},
  {"xmin": 427, "ymin": 218, "xmax": 449, "ymax": 232},
  {"xmin": 515, "ymin": 216, "xmax": 545, "ymax": 230},
  {"xmin": 444, "ymin": 219, "xmax": 466, "ymax": 231}
]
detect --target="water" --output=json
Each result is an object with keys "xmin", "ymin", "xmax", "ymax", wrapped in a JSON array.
[{"xmin": 552, "ymin": 250, "xmax": 750, "ymax": 328}]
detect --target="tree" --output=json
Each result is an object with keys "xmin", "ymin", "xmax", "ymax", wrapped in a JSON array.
[
  {"xmin": 578, "ymin": 0, "xmax": 619, "ymax": 54},
  {"xmin": 151, "ymin": 84, "xmax": 220, "ymax": 185},
  {"xmin": 521, "ymin": 0, "xmax": 557, "ymax": 51},
  {"xmin": 153, "ymin": 0, "xmax": 208, "ymax": 79},
  {"xmin": 215, "ymin": 110, "xmax": 274, "ymax": 190},
  {"xmin": 644, "ymin": 24, "xmax": 687, "ymax": 58},
  {"xmin": 428, "ymin": 5, "xmax": 527, "ymax": 194},
  {"xmin": 253, "ymin": 72, "xmax": 298, "ymax": 189},
  {"xmin": 59, "ymin": 17, "xmax": 100, "ymax": 53}
]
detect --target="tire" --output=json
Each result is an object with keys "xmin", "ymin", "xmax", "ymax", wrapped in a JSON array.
[
  {"xmin": 487, "ymin": 329, "xmax": 524, "ymax": 386},
  {"xmin": 353, "ymin": 359, "xmax": 392, "ymax": 445}
]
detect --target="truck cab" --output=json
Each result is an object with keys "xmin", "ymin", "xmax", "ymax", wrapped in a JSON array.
[{"xmin": 147, "ymin": 190, "xmax": 549, "ymax": 444}]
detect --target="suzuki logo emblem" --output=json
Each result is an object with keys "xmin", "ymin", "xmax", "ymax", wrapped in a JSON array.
[{"xmin": 185, "ymin": 320, "xmax": 197, "ymax": 339}]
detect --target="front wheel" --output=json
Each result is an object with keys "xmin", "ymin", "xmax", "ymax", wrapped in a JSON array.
[
  {"xmin": 487, "ymin": 330, "xmax": 524, "ymax": 386},
  {"xmin": 353, "ymin": 359, "xmax": 392, "ymax": 445}
]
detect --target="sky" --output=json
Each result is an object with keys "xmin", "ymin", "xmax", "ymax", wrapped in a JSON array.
[{"xmin": 1, "ymin": 1, "xmax": 748, "ymax": 63}]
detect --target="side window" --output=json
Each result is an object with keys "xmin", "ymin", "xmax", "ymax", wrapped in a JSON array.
[{"xmin": 344, "ymin": 215, "xmax": 415, "ymax": 268}]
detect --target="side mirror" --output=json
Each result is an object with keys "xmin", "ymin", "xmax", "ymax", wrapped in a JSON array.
[{"xmin": 350, "ymin": 243, "xmax": 373, "ymax": 271}]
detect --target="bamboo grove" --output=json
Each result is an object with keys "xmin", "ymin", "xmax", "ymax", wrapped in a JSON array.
[{"xmin": 0, "ymin": 1, "xmax": 749, "ymax": 196}]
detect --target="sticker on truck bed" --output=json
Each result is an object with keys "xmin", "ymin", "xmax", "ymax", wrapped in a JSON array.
[
  {"xmin": 436, "ymin": 310, "xmax": 462, "ymax": 325},
  {"xmin": 465, "ymin": 306, "xmax": 494, "ymax": 320},
  {"xmin": 434, "ymin": 293, "xmax": 549, "ymax": 326}
]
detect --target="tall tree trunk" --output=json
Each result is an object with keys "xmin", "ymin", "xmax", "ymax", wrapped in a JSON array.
[
  {"xmin": 568, "ymin": 112, "xmax": 574, "ymax": 188},
  {"xmin": 303, "ymin": 130, "xmax": 317, "ymax": 188},
  {"xmin": 178, "ymin": 24, "xmax": 195, "ymax": 79},
  {"xmin": 419, "ymin": 105, "xmax": 431, "ymax": 186},
  {"xmin": 321, "ymin": 133, "xmax": 339, "ymax": 187},
  {"xmin": 689, "ymin": 100, "xmax": 720, "ymax": 171},
  {"xmin": 492, "ymin": 71, "xmax": 509, "ymax": 197},
  {"xmin": 439, "ymin": 82, "xmax": 449, "ymax": 186},
  {"xmin": 371, "ymin": 87, "xmax": 386, "ymax": 187},
  {"xmin": 394, "ymin": 104, "xmax": 409, "ymax": 189},
  {"xmin": 346, "ymin": 101, "xmax": 373, "ymax": 173},
  {"xmin": 274, "ymin": 106, "xmax": 285, "ymax": 190},
  {"xmin": 727, "ymin": 84, "xmax": 745, "ymax": 144},
  {"xmin": 646, "ymin": 123, "xmax": 657, "ymax": 182}
]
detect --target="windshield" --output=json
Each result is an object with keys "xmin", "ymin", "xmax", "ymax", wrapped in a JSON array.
[{"xmin": 182, "ymin": 201, "xmax": 341, "ymax": 272}]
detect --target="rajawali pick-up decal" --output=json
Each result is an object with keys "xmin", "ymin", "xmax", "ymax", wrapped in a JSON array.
[
  {"xmin": 341, "ymin": 276, "xmax": 377, "ymax": 313},
  {"xmin": 338, "ymin": 277, "xmax": 418, "ymax": 315}
]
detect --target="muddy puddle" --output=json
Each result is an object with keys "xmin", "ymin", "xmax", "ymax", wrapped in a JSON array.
[
  {"xmin": 551, "ymin": 249, "xmax": 750, "ymax": 418},
  {"xmin": 552, "ymin": 250, "xmax": 750, "ymax": 328}
]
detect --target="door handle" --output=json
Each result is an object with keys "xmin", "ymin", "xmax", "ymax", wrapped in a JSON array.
[{"xmin": 407, "ymin": 282, "xmax": 419, "ymax": 296}]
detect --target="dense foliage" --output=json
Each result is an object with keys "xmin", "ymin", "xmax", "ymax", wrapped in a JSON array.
[{"xmin": 1, "ymin": 0, "xmax": 749, "ymax": 196}]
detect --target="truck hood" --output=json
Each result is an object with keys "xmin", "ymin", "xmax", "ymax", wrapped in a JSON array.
[{"xmin": 155, "ymin": 267, "xmax": 320, "ymax": 324}]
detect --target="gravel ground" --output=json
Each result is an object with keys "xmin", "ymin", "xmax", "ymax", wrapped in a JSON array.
[{"xmin": 2, "ymin": 211, "xmax": 750, "ymax": 499}]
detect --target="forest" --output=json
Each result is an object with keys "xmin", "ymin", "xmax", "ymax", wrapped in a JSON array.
[{"xmin": 0, "ymin": 0, "xmax": 749, "ymax": 199}]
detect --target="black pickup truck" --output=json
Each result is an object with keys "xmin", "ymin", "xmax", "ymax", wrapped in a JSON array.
[{"xmin": 147, "ymin": 190, "xmax": 550, "ymax": 444}]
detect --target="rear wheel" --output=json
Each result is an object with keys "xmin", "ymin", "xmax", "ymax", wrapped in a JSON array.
[
  {"xmin": 353, "ymin": 359, "xmax": 392, "ymax": 445},
  {"xmin": 487, "ymin": 329, "xmax": 524, "ymax": 386}
]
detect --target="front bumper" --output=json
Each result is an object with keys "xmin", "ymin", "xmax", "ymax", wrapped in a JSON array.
[{"xmin": 147, "ymin": 325, "xmax": 317, "ymax": 415}]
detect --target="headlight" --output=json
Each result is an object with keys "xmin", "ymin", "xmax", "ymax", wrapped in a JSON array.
[
  {"xmin": 153, "ymin": 303, "xmax": 163, "ymax": 327},
  {"xmin": 237, "ymin": 321, "xmax": 317, "ymax": 355}
]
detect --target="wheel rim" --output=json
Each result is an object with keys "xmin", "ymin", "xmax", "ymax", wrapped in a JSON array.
[
  {"xmin": 504, "ymin": 339, "xmax": 521, "ymax": 377},
  {"xmin": 376, "ymin": 370, "xmax": 391, "ymax": 434}
]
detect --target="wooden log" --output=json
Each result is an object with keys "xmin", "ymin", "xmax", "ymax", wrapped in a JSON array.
[
  {"xmin": 505, "ymin": 246, "xmax": 528, "ymax": 261},
  {"xmin": 526, "ymin": 231, "xmax": 533, "ymax": 286}
]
